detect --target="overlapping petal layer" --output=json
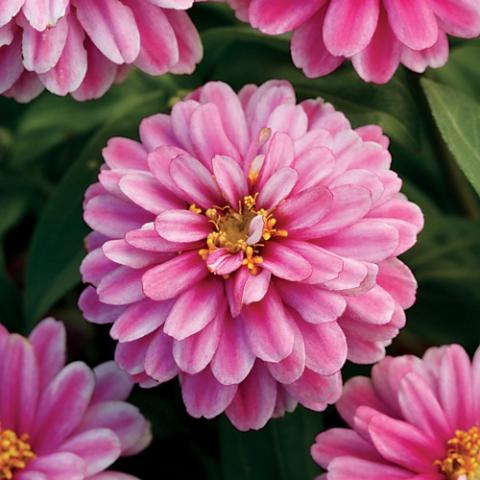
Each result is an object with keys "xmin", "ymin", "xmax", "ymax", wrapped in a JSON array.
[
  {"xmin": 312, "ymin": 344, "xmax": 480, "ymax": 480},
  {"xmin": 0, "ymin": 0, "xmax": 202, "ymax": 101},
  {"xmin": 229, "ymin": 0, "xmax": 480, "ymax": 83},
  {"xmin": 80, "ymin": 80, "xmax": 423, "ymax": 431},
  {"xmin": 0, "ymin": 318, "xmax": 151, "ymax": 479}
]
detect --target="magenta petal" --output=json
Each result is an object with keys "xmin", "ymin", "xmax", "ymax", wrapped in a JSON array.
[
  {"xmin": 207, "ymin": 249, "xmax": 244, "ymax": 276},
  {"xmin": 297, "ymin": 320, "xmax": 347, "ymax": 375},
  {"xmin": 261, "ymin": 241, "xmax": 312, "ymax": 282},
  {"xmin": 26, "ymin": 452, "xmax": 86, "ymax": 480},
  {"xmin": 163, "ymin": 279, "xmax": 224, "ymax": 340},
  {"xmin": 144, "ymin": 329, "xmax": 179, "ymax": 382},
  {"xmin": 243, "ymin": 288, "xmax": 295, "ymax": 362},
  {"xmin": 33, "ymin": 362, "xmax": 95, "ymax": 453},
  {"xmin": 78, "ymin": 401, "xmax": 148, "ymax": 453},
  {"xmin": 212, "ymin": 155, "xmax": 248, "ymax": 206},
  {"xmin": 323, "ymin": 0, "xmax": 380, "ymax": 57},
  {"xmin": 173, "ymin": 313, "xmax": 223, "ymax": 374},
  {"xmin": 276, "ymin": 281, "xmax": 346, "ymax": 324},
  {"xmin": 22, "ymin": 17, "xmax": 68, "ymax": 74},
  {"xmin": 60, "ymin": 429, "xmax": 121, "ymax": 476},
  {"xmin": 384, "ymin": 0, "xmax": 438, "ymax": 50},
  {"xmin": 0, "ymin": 334, "xmax": 39, "ymax": 434},
  {"xmin": 155, "ymin": 209, "xmax": 211, "ymax": 243},
  {"xmin": 368, "ymin": 413, "xmax": 443, "ymax": 471},
  {"xmin": 181, "ymin": 368, "xmax": 237, "ymax": 419},
  {"xmin": 29, "ymin": 318, "xmax": 66, "ymax": 389},
  {"xmin": 92, "ymin": 361, "xmax": 133, "ymax": 403},
  {"xmin": 256, "ymin": 167, "xmax": 298, "ymax": 210},
  {"xmin": 110, "ymin": 299, "xmax": 172, "ymax": 342},
  {"xmin": 226, "ymin": 363, "xmax": 277, "ymax": 431},
  {"xmin": 75, "ymin": 0, "xmax": 140, "ymax": 64},
  {"xmin": 169, "ymin": 154, "xmax": 223, "ymax": 208},
  {"xmin": 142, "ymin": 251, "xmax": 208, "ymax": 301},
  {"xmin": 249, "ymin": 0, "xmax": 327, "ymax": 35},
  {"xmin": 125, "ymin": 0, "xmax": 178, "ymax": 75},
  {"xmin": 211, "ymin": 316, "xmax": 255, "ymax": 385}
]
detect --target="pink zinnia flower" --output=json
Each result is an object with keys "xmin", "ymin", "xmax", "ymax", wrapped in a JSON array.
[
  {"xmin": 79, "ymin": 79, "xmax": 423, "ymax": 431},
  {"xmin": 0, "ymin": 317, "xmax": 151, "ymax": 479},
  {"xmin": 229, "ymin": 0, "xmax": 480, "ymax": 83},
  {"xmin": 0, "ymin": 0, "xmax": 202, "ymax": 102},
  {"xmin": 312, "ymin": 344, "xmax": 480, "ymax": 480}
]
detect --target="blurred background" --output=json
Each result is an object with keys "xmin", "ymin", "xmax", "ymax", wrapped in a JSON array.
[{"xmin": 1, "ymin": 3, "xmax": 480, "ymax": 478}]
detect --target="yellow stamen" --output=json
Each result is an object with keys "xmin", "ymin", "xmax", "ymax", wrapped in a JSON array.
[
  {"xmin": 189, "ymin": 204, "xmax": 202, "ymax": 214},
  {"xmin": 0, "ymin": 426, "xmax": 35, "ymax": 479},
  {"xmin": 436, "ymin": 427, "xmax": 480, "ymax": 479},
  {"xmin": 198, "ymin": 194, "xmax": 287, "ymax": 276}
]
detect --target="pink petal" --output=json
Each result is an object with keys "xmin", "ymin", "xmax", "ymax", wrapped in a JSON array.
[
  {"xmin": 206, "ymin": 249, "xmax": 244, "ymax": 276},
  {"xmin": 163, "ymin": 279, "xmax": 224, "ymax": 340},
  {"xmin": 226, "ymin": 363, "xmax": 277, "ymax": 431},
  {"xmin": 140, "ymin": 114, "xmax": 179, "ymax": 151},
  {"xmin": 33, "ymin": 362, "xmax": 95, "ymax": 452},
  {"xmin": 274, "ymin": 186, "xmax": 333, "ymax": 232},
  {"xmin": 144, "ymin": 329, "xmax": 179, "ymax": 382},
  {"xmin": 22, "ymin": 16, "xmax": 68, "ymax": 74},
  {"xmin": 60, "ymin": 429, "xmax": 121, "ymax": 476},
  {"xmin": 155, "ymin": 209, "xmax": 211, "ymax": 243},
  {"xmin": 257, "ymin": 167, "xmax": 298, "ymax": 210},
  {"xmin": 323, "ymin": 0, "xmax": 380, "ymax": 56},
  {"xmin": 243, "ymin": 287, "xmax": 295, "ymax": 362},
  {"xmin": 298, "ymin": 319, "xmax": 347, "ymax": 375},
  {"xmin": 319, "ymin": 220, "xmax": 399, "ymax": 263},
  {"xmin": 142, "ymin": 251, "xmax": 208, "ymax": 301},
  {"xmin": 173, "ymin": 312, "xmax": 223, "ymax": 374},
  {"xmin": 351, "ymin": 10, "xmax": 402, "ymax": 84},
  {"xmin": 0, "ymin": 334, "xmax": 39, "ymax": 434},
  {"xmin": 97, "ymin": 266, "xmax": 146, "ymax": 305},
  {"xmin": 368, "ymin": 413, "xmax": 442, "ymax": 471},
  {"xmin": 72, "ymin": 40, "xmax": 117, "ymax": 101},
  {"xmin": 212, "ymin": 155, "xmax": 248, "ymax": 206},
  {"xmin": 292, "ymin": 8, "xmax": 344, "ymax": 78},
  {"xmin": 75, "ymin": 0, "xmax": 140, "ymax": 64},
  {"xmin": 211, "ymin": 315, "xmax": 256, "ymax": 385},
  {"xmin": 249, "ymin": 0, "xmax": 327, "ymax": 35},
  {"xmin": 103, "ymin": 137, "xmax": 148, "ymax": 170},
  {"xmin": 23, "ymin": 0, "xmax": 69, "ymax": 31},
  {"xmin": 276, "ymin": 281, "xmax": 346, "ymax": 324},
  {"xmin": 119, "ymin": 173, "xmax": 182, "ymax": 214},
  {"xmin": 92, "ymin": 361, "xmax": 133, "ymax": 403},
  {"xmin": 181, "ymin": 368, "xmax": 237, "ymax": 419},
  {"xmin": 29, "ymin": 318, "xmax": 66, "ymax": 389},
  {"xmin": 384, "ymin": 0, "xmax": 438, "ymax": 50},
  {"xmin": 0, "ymin": 32, "xmax": 24, "ymax": 94},
  {"xmin": 164, "ymin": 9, "xmax": 203, "ymax": 75},
  {"xmin": 199, "ymin": 82, "xmax": 249, "ymax": 156},
  {"xmin": 110, "ymin": 298, "xmax": 172, "ymax": 342},
  {"xmin": 169, "ymin": 154, "xmax": 223, "ymax": 208},
  {"xmin": 124, "ymin": 0, "xmax": 178, "ymax": 74},
  {"xmin": 78, "ymin": 401, "xmax": 147, "ymax": 453},
  {"xmin": 39, "ymin": 15, "xmax": 87, "ymax": 95},
  {"xmin": 261, "ymin": 241, "xmax": 312, "ymax": 282},
  {"xmin": 26, "ymin": 453, "xmax": 86, "ymax": 480}
]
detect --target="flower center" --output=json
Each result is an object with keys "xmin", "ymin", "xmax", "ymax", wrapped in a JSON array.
[
  {"xmin": 194, "ymin": 195, "xmax": 288, "ymax": 275},
  {"xmin": 436, "ymin": 427, "xmax": 480, "ymax": 480},
  {"xmin": 0, "ymin": 426, "xmax": 35, "ymax": 479}
]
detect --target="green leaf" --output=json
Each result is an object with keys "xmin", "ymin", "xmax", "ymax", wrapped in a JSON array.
[
  {"xmin": 421, "ymin": 78, "xmax": 480, "ymax": 196},
  {"xmin": 221, "ymin": 408, "xmax": 323, "ymax": 480},
  {"xmin": 23, "ymin": 90, "xmax": 169, "ymax": 328}
]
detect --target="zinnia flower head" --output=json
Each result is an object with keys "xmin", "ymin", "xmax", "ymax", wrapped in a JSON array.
[
  {"xmin": 0, "ymin": 317, "xmax": 151, "ymax": 479},
  {"xmin": 0, "ymin": 0, "xmax": 202, "ymax": 102},
  {"xmin": 229, "ymin": 0, "xmax": 480, "ymax": 83},
  {"xmin": 79, "ymin": 79, "xmax": 423, "ymax": 431},
  {"xmin": 312, "ymin": 344, "xmax": 480, "ymax": 480}
]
